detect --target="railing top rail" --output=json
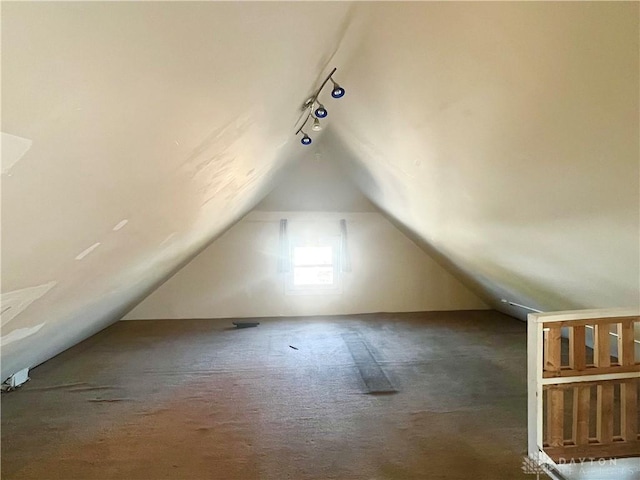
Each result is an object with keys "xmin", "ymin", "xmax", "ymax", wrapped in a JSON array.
[
  {"xmin": 528, "ymin": 308, "xmax": 639, "ymax": 324},
  {"xmin": 541, "ymin": 371, "xmax": 639, "ymax": 386}
]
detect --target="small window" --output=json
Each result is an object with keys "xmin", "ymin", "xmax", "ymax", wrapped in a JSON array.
[
  {"xmin": 286, "ymin": 238, "xmax": 341, "ymax": 294},
  {"xmin": 292, "ymin": 245, "xmax": 334, "ymax": 286}
]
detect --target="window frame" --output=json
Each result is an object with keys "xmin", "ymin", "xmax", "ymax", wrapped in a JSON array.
[{"xmin": 285, "ymin": 236, "xmax": 342, "ymax": 295}]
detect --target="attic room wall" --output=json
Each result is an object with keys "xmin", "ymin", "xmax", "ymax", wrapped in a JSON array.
[
  {"xmin": 125, "ymin": 155, "xmax": 487, "ymax": 319},
  {"xmin": 256, "ymin": 153, "xmax": 376, "ymax": 213},
  {"xmin": 124, "ymin": 211, "xmax": 488, "ymax": 320},
  {"xmin": 324, "ymin": 2, "xmax": 640, "ymax": 317}
]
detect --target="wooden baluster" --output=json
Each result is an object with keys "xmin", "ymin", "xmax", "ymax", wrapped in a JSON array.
[
  {"xmin": 594, "ymin": 324, "xmax": 614, "ymax": 444},
  {"xmin": 569, "ymin": 325, "xmax": 586, "ymax": 371},
  {"xmin": 545, "ymin": 325, "xmax": 562, "ymax": 375},
  {"xmin": 617, "ymin": 320, "xmax": 634, "ymax": 366},
  {"xmin": 617, "ymin": 320, "xmax": 638, "ymax": 442},
  {"xmin": 572, "ymin": 385, "xmax": 590, "ymax": 446},
  {"xmin": 596, "ymin": 383, "xmax": 614, "ymax": 444},
  {"xmin": 594, "ymin": 323, "xmax": 611, "ymax": 368},
  {"xmin": 620, "ymin": 379, "xmax": 638, "ymax": 442},
  {"xmin": 544, "ymin": 325, "xmax": 564, "ymax": 448},
  {"xmin": 547, "ymin": 386, "xmax": 564, "ymax": 448},
  {"xmin": 543, "ymin": 329, "xmax": 549, "ymax": 370}
]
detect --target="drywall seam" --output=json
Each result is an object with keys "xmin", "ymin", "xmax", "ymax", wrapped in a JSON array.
[
  {"xmin": 75, "ymin": 242, "xmax": 101, "ymax": 260},
  {"xmin": 1, "ymin": 323, "xmax": 45, "ymax": 347},
  {"xmin": 112, "ymin": 219, "xmax": 128, "ymax": 231},
  {"xmin": 0, "ymin": 282, "xmax": 57, "ymax": 327},
  {"xmin": 1, "ymin": 132, "xmax": 32, "ymax": 174}
]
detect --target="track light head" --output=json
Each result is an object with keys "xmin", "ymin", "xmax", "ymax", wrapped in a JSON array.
[
  {"xmin": 311, "ymin": 117, "xmax": 322, "ymax": 132},
  {"xmin": 314, "ymin": 103, "xmax": 328, "ymax": 118},
  {"xmin": 300, "ymin": 132, "xmax": 312, "ymax": 145},
  {"xmin": 330, "ymin": 79, "xmax": 345, "ymax": 98}
]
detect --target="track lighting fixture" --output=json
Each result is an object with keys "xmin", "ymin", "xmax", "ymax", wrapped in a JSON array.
[{"xmin": 294, "ymin": 67, "xmax": 345, "ymax": 146}]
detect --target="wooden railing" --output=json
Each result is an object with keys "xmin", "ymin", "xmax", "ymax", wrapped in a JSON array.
[{"xmin": 528, "ymin": 309, "xmax": 640, "ymax": 464}]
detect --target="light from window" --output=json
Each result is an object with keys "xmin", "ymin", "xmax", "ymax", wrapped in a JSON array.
[{"xmin": 292, "ymin": 246, "xmax": 334, "ymax": 286}]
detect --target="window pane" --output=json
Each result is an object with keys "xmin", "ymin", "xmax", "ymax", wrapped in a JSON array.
[
  {"xmin": 292, "ymin": 246, "xmax": 333, "ymax": 266},
  {"xmin": 293, "ymin": 266, "xmax": 334, "ymax": 286}
]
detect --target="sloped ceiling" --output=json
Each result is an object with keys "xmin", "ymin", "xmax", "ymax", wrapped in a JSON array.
[
  {"xmin": 322, "ymin": 2, "xmax": 639, "ymax": 314},
  {"xmin": 1, "ymin": 2, "xmax": 638, "ymax": 380},
  {"xmin": 325, "ymin": 2, "xmax": 640, "ymax": 317}
]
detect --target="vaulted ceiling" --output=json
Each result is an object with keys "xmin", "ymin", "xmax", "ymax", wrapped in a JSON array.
[{"xmin": 2, "ymin": 2, "xmax": 638, "ymax": 380}]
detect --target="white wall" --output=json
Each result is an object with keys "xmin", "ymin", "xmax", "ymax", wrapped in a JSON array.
[
  {"xmin": 124, "ymin": 211, "xmax": 488, "ymax": 319},
  {"xmin": 255, "ymin": 153, "xmax": 376, "ymax": 212}
]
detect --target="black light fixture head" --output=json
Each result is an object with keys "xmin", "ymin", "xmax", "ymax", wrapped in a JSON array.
[
  {"xmin": 295, "ymin": 115, "xmax": 313, "ymax": 145},
  {"xmin": 314, "ymin": 102, "xmax": 328, "ymax": 118},
  {"xmin": 330, "ymin": 79, "xmax": 345, "ymax": 98}
]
